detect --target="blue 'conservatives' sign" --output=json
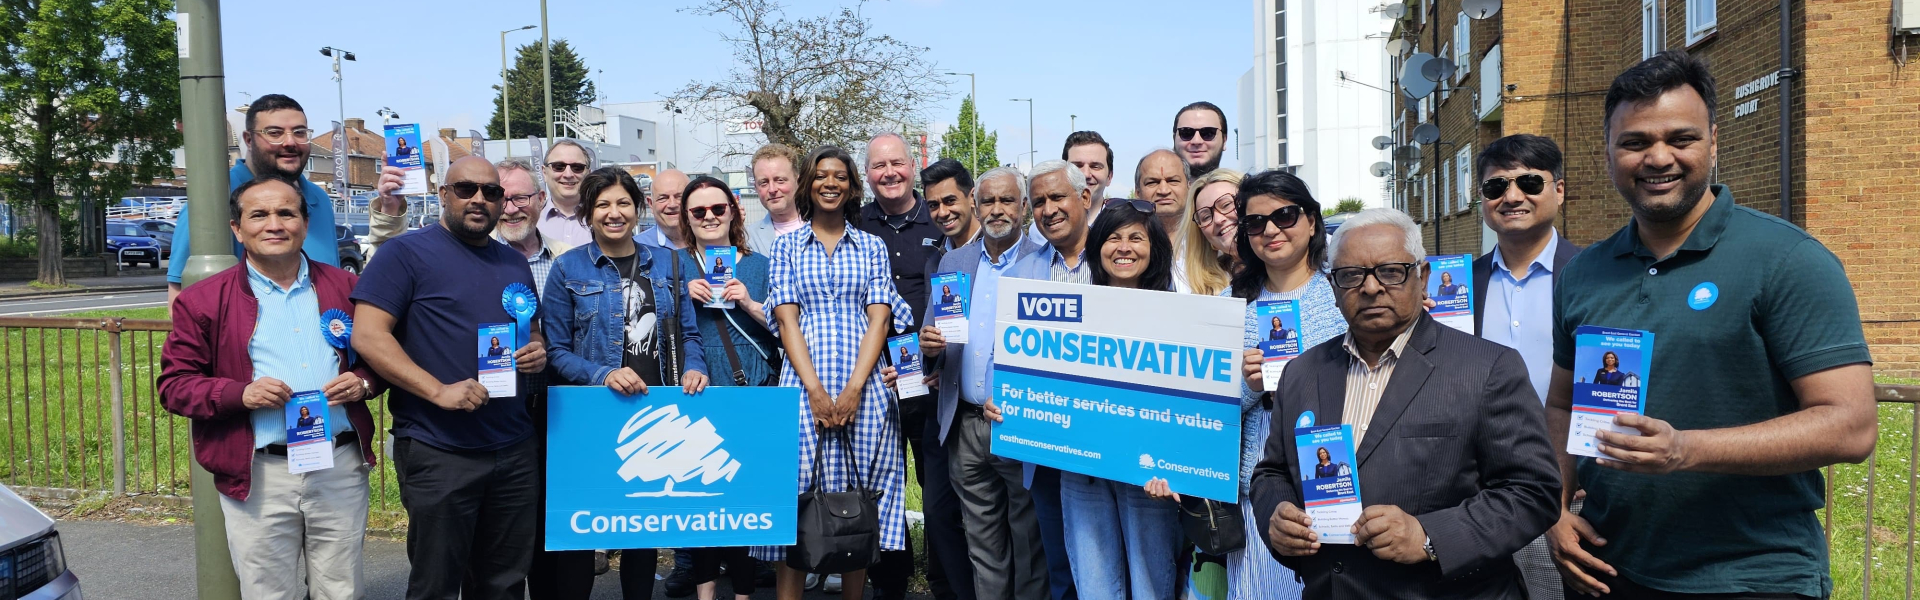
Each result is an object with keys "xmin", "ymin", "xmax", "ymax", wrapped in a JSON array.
[
  {"xmin": 991, "ymin": 278, "xmax": 1247, "ymax": 502},
  {"xmin": 545, "ymin": 386, "xmax": 801, "ymax": 550}
]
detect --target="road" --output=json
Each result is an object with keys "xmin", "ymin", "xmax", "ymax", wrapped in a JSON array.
[{"xmin": 0, "ymin": 290, "xmax": 168, "ymax": 317}]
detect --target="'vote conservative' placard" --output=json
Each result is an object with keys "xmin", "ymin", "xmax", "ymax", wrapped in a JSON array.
[
  {"xmin": 990, "ymin": 278, "xmax": 1246, "ymax": 502},
  {"xmin": 545, "ymin": 386, "xmax": 800, "ymax": 550}
]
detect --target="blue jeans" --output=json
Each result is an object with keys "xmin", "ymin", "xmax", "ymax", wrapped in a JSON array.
[{"xmin": 1058, "ymin": 472, "xmax": 1181, "ymax": 600}]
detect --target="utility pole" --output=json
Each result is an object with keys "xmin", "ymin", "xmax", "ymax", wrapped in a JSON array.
[
  {"xmin": 177, "ymin": 3, "xmax": 242, "ymax": 599},
  {"xmin": 1010, "ymin": 98, "xmax": 1033, "ymax": 170},
  {"xmin": 320, "ymin": 46, "xmax": 355, "ymax": 214},
  {"xmin": 501, "ymin": 25, "xmax": 535, "ymax": 157},
  {"xmin": 1071, "ymin": 114, "xmax": 1077, "ymax": 131},
  {"xmin": 541, "ymin": 0, "xmax": 554, "ymax": 141}
]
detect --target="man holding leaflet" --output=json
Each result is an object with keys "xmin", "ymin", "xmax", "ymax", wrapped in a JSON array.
[
  {"xmin": 159, "ymin": 177, "xmax": 384, "ymax": 599},
  {"xmin": 352, "ymin": 156, "xmax": 551, "ymax": 600},
  {"xmin": 1250, "ymin": 208, "xmax": 1559, "ymax": 599},
  {"xmin": 1545, "ymin": 51, "xmax": 1876, "ymax": 599}
]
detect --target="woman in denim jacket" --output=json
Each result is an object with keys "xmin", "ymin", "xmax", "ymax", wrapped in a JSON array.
[{"xmin": 540, "ymin": 166, "xmax": 709, "ymax": 600}]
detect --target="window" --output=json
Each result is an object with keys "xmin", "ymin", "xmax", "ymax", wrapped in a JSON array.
[
  {"xmin": 1455, "ymin": 145, "xmax": 1474, "ymax": 213},
  {"xmin": 1686, "ymin": 0, "xmax": 1715, "ymax": 45},
  {"xmin": 1643, "ymin": 0, "xmax": 1666, "ymax": 58},
  {"xmin": 1454, "ymin": 12, "xmax": 1472, "ymax": 83}
]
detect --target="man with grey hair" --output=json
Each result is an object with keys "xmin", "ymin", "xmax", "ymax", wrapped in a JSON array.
[
  {"xmin": 855, "ymin": 131, "xmax": 970, "ymax": 600},
  {"xmin": 1250, "ymin": 208, "xmax": 1559, "ymax": 599},
  {"xmin": 1135, "ymin": 149, "xmax": 1193, "ymax": 291},
  {"xmin": 1006, "ymin": 158, "xmax": 1093, "ymax": 600},
  {"xmin": 918, "ymin": 163, "xmax": 1048, "ymax": 600},
  {"xmin": 538, "ymin": 139, "xmax": 595, "ymax": 248},
  {"xmin": 492, "ymin": 159, "xmax": 569, "ymax": 299}
]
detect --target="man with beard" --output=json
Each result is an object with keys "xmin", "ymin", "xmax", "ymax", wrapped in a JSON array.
[
  {"xmin": 854, "ymin": 132, "xmax": 973, "ymax": 600},
  {"xmin": 919, "ymin": 165, "xmax": 1049, "ymax": 600},
  {"xmin": 746, "ymin": 143, "xmax": 808, "ymax": 253},
  {"xmin": 351, "ymin": 156, "xmax": 550, "ymax": 600},
  {"xmin": 491, "ymin": 159, "xmax": 568, "ymax": 299},
  {"xmin": 537, "ymin": 140, "xmax": 595, "ymax": 248},
  {"xmin": 1173, "ymin": 102, "xmax": 1228, "ymax": 178},
  {"xmin": 1545, "ymin": 50, "xmax": 1875, "ymax": 599},
  {"xmin": 168, "ymin": 94, "xmax": 342, "ymax": 303},
  {"xmin": 637, "ymin": 168, "xmax": 690, "ymax": 250}
]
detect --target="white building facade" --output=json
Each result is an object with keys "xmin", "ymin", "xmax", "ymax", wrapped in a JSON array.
[{"xmin": 1239, "ymin": 0, "xmax": 1395, "ymax": 207}]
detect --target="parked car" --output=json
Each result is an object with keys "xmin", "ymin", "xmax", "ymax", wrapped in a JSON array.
[
  {"xmin": 132, "ymin": 219, "xmax": 175, "ymax": 259},
  {"xmin": 336, "ymin": 224, "xmax": 366, "ymax": 274},
  {"xmin": 105, "ymin": 220, "xmax": 161, "ymax": 269},
  {"xmin": 0, "ymin": 483, "xmax": 83, "ymax": 599}
]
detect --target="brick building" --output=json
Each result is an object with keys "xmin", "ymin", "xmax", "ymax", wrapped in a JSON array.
[{"xmin": 1387, "ymin": 0, "xmax": 1920, "ymax": 375}]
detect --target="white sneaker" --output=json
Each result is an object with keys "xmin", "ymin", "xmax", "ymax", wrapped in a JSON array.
[
  {"xmin": 823, "ymin": 574, "xmax": 843, "ymax": 593},
  {"xmin": 806, "ymin": 573, "xmax": 822, "ymax": 590}
]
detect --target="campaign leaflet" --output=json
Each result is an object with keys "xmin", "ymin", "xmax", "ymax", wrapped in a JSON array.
[
  {"xmin": 383, "ymin": 123, "xmax": 429, "ymax": 195},
  {"xmin": 1425, "ymin": 254, "xmax": 1474, "ymax": 334},
  {"xmin": 702, "ymin": 246, "xmax": 738, "ymax": 309},
  {"xmin": 1295, "ymin": 421, "xmax": 1362, "ymax": 544},
  {"xmin": 1255, "ymin": 300, "xmax": 1303, "ymax": 392},
  {"xmin": 1568, "ymin": 326, "xmax": 1653, "ymax": 458},
  {"xmin": 478, "ymin": 323, "xmax": 518, "ymax": 398},
  {"xmin": 929, "ymin": 272, "xmax": 971, "ymax": 345},
  {"xmin": 285, "ymin": 390, "xmax": 333, "ymax": 474},
  {"xmin": 888, "ymin": 333, "xmax": 928, "ymax": 399}
]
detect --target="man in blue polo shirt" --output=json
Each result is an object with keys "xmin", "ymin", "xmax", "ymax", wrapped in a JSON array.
[{"xmin": 1545, "ymin": 50, "xmax": 1876, "ymax": 599}]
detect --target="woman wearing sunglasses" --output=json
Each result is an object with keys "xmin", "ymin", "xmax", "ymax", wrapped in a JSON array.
[
  {"xmin": 541, "ymin": 166, "xmax": 711, "ymax": 600},
  {"xmin": 1057, "ymin": 200, "xmax": 1186, "ymax": 600},
  {"xmin": 676, "ymin": 175, "xmax": 778, "ymax": 600},
  {"xmin": 1180, "ymin": 169, "xmax": 1246, "ymax": 295},
  {"xmin": 752, "ymin": 146, "xmax": 914, "ymax": 600}
]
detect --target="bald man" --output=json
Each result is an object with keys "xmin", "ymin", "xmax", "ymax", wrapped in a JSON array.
[
  {"xmin": 351, "ymin": 155, "xmax": 551, "ymax": 600},
  {"xmin": 639, "ymin": 168, "xmax": 690, "ymax": 250}
]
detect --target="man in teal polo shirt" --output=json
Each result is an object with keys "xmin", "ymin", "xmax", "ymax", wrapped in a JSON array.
[
  {"xmin": 169, "ymin": 94, "xmax": 346, "ymax": 302},
  {"xmin": 1544, "ymin": 50, "xmax": 1876, "ymax": 599}
]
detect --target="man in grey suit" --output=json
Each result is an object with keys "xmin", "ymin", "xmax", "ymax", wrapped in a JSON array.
[
  {"xmin": 918, "ymin": 165, "xmax": 1049, "ymax": 600},
  {"xmin": 1251, "ymin": 208, "xmax": 1560, "ymax": 600}
]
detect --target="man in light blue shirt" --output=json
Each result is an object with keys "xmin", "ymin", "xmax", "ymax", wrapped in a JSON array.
[{"xmin": 1469, "ymin": 134, "xmax": 1580, "ymax": 600}]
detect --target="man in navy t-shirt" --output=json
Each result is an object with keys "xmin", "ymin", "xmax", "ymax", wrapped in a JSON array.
[{"xmin": 351, "ymin": 156, "xmax": 548, "ymax": 600}]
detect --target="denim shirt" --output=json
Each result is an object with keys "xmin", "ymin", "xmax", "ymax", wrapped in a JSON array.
[{"xmin": 542, "ymin": 242, "xmax": 708, "ymax": 387}]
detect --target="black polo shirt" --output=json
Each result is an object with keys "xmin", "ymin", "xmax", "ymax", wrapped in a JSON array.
[
  {"xmin": 1551, "ymin": 185, "xmax": 1871, "ymax": 597},
  {"xmin": 857, "ymin": 193, "xmax": 945, "ymax": 333}
]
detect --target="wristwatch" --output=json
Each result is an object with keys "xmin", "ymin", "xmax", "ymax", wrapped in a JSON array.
[
  {"xmin": 1423, "ymin": 535, "xmax": 1438, "ymax": 563},
  {"xmin": 357, "ymin": 376, "xmax": 375, "ymax": 399}
]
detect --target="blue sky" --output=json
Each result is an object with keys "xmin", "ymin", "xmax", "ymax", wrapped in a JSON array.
[{"xmin": 217, "ymin": 0, "xmax": 1252, "ymax": 197}]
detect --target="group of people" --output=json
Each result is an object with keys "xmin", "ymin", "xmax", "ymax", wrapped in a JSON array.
[{"xmin": 159, "ymin": 48, "xmax": 1877, "ymax": 600}]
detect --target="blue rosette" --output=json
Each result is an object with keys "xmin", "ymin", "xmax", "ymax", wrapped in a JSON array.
[
  {"xmin": 502, "ymin": 282, "xmax": 538, "ymax": 349},
  {"xmin": 321, "ymin": 308, "xmax": 356, "ymax": 366}
]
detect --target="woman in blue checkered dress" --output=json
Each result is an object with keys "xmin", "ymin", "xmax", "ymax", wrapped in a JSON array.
[{"xmin": 752, "ymin": 145, "xmax": 913, "ymax": 600}]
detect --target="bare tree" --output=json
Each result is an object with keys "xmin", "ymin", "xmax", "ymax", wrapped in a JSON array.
[{"xmin": 669, "ymin": 0, "xmax": 949, "ymax": 156}]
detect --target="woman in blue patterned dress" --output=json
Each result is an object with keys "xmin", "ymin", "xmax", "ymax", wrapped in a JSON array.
[{"xmin": 753, "ymin": 145, "xmax": 913, "ymax": 600}]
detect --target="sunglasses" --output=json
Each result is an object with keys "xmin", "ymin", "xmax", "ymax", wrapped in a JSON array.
[
  {"xmin": 1104, "ymin": 198, "xmax": 1155, "ymax": 214},
  {"xmin": 1237, "ymin": 205, "xmax": 1304, "ymax": 233},
  {"xmin": 687, "ymin": 204, "xmax": 731, "ymax": 219},
  {"xmin": 1329, "ymin": 262, "xmax": 1419, "ymax": 290},
  {"xmin": 1175, "ymin": 127, "xmax": 1221, "ymax": 142},
  {"xmin": 443, "ymin": 181, "xmax": 506, "ymax": 202},
  {"xmin": 1480, "ymin": 173, "xmax": 1551, "ymax": 200},
  {"xmin": 547, "ymin": 161, "xmax": 588, "ymax": 174}
]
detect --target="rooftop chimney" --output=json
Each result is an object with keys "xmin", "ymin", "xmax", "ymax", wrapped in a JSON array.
[
  {"xmin": 345, "ymin": 118, "xmax": 365, "ymax": 131},
  {"xmin": 439, "ymin": 128, "xmax": 457, "ymax": 140}
]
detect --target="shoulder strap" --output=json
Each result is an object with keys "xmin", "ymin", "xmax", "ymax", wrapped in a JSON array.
[
  {"xmin": 715, "ymin": 310, "xmax": 751, "ymax": 386},
  {"xmin": 663, "ymin": 249, "xmax": 686, "ymax": 383}
]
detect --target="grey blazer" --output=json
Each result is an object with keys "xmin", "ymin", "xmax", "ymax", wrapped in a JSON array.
[
  {"xmin": 1249, "ymin": 313, "xmax": 1561, "ymax": 600},
  {"xmin": 921, "ymin": 235, "xmax": 1046, "ymax": 444}
]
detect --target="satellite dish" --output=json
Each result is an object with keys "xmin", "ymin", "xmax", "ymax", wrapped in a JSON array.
[
  {"xmin": 1385, "ymin": 38, "xmax": 1410, "ymax": 56},
  {"xmin": 1371, "ymin": 135, "xmax": 1395, "ymax": 150},
  {"xmin": 1370, "ymin": 162, "xmax": 1394, "ymax": 177},
  {"xmin": 1399, "ymin": 53, "xmax": 1438, "ymax": 98},
  {"xmin": 1413, "ymin": 123, "xmax": 1441, "ymax": 145},
  {"xmin": 1394, "ymin": 145, "xmax": 1423, "ymax": 162},
  {"xmin": 1422, "ymin": 58, "xmax": 1457, "ymax": 82},
  {"xmin": 1463, "ymin": 0, "xmax": 1501, "ymax": 19},
  {"xmin": 1382, "ymin": 3, "xmax": 1406, "ymax": 19}
]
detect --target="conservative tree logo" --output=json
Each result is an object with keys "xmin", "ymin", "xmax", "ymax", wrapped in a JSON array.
[{"xmin": 616, "ymin": 404, "xmax": 743, "ymax": 497}]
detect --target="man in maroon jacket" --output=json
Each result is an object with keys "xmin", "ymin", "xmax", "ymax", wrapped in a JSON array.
[{"xmin": 160, "ymin": 177, "xmax": 385, "ymax": 600}]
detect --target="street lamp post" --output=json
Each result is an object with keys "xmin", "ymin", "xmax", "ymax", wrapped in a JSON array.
[
  {"xmin": 541, "ymin": 0, "xmax": 554, "ymax": 141},
  {"xmin": 501, "ymin": 25, "xmax": 536, "ymax": 158},
  {"xmin": 1010, "ymin": 98, "xmax": 1033, "ymax": 170},
  {"xmin": 944, "ymin": 72, "xmax": 975, "ymax": 171},
  {"xmin": 1071, "ymin": 114, "xmax": 1077, "ymax": 131},
  {"xmin": 320, "ymin": 46, "xmax": 356, "ymax": 214}
]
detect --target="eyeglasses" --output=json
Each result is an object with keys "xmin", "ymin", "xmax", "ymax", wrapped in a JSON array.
[
  {"xmin": 1237, "ymin": 205, "xmax": 1304, "ymax": 234},
  {"xmin": 251, "ymin": 127, "xmax": 312, "ymax": 144},
  {"xmin": 1192, "ymin": 193, "xmax": 1237, "ymax": 225},
  {"xmin": 443, "ymin": 181, "xmax": 506, "ymax": 202},
  {"xmin": 1105, "ymin": 199, "xmax": 1154, "ymax": 214},
  {"xmin": 1175, "ymin": 127, "xmax": 1221, "ymax": 142},
  {"xmin": 1329, "ymin": 262, "xmax": 1419, "ymax": 289},
  {"xmin": 546, "ymin": 161, "xmax": 588, "ymax": 174},
  {"xmin": 687, "ymin": 204, "xmax": 730, "ymax": 219},
  {"xmin": 1480, "ymin": 173, "xmax": 1551, "ymax": 200},
  {"xmin": 505, "ymin": 193, "xmax": 540, "ymax": 208}
]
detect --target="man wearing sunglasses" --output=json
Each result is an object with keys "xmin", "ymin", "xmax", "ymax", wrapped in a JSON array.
[
  {"xmin": 1251, "ymin": 208, "xmax": 1559, "ymax": 600},
  {"xmin": 168, "ymin": 94, "xmax": 344, "ymax": 303},
  {"xmin": 537, "ymin": 139, "xmax": 595, "ymax": 248},
  {"xmin": 1172, "ymin": 101, "xmax": 1229, "ymax": 179},
  {"xmin": 352, "ymin": 155, "xmax": 550, "ymax": 600}
]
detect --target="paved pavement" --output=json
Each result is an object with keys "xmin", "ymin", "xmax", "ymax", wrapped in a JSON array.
[
  {"xmin": 59, "ymin": 520, "xmax": 914, "ymax": 599},
  {"xmin": 0, "ymin": 290, "xmax": 168, "ymax": 316}
]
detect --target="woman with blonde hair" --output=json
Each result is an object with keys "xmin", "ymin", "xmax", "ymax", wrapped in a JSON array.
[{"xmin": 1179, "ymin": 168, "xmax": 1244, "ymax": 295}]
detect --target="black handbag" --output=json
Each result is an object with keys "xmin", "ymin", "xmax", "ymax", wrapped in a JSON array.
[
  {"xmin": 1178, "ymin": 496, "xmax": 1247, "ymax": 555},
  {"xmin": 788, "ymin": 427, "xmax": 882, "ymax": 574}
]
